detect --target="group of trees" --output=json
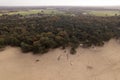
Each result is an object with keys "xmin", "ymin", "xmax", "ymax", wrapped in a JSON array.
[{"xmin": 0, "ymin": 14, "xmax": 120, "ymax": 54}]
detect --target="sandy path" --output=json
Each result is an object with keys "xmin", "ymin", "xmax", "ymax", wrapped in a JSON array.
[{"xmin": 0, "ymin": 39, "xmax": 120, "ymax": 80}]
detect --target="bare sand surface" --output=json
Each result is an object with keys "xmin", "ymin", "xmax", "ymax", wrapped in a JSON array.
[{"xmin": 0, "ymin": 39, "xmax": 120, "ymax": 80}]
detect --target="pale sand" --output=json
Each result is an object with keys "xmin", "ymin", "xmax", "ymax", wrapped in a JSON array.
[{"xmin": 0, "ymin": 39, "xmax": 120, "ymax": 80}]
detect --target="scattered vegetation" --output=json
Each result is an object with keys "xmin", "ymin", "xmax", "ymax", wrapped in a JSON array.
[
  {"xmin": 88, "ymin": 10, "xmax": 120, "ymax": 16},
  {"xmin": 0, "ymin": 9, "xmax": 66, "ymax": 16}
]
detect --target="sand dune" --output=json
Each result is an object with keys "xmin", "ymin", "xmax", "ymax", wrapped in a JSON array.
[{"xmin": 0, "ymin": 39, "xmax": 120, "ymax": 80}]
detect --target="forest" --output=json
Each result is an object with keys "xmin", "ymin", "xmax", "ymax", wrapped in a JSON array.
[{"xmin": 0, "ymin": 14, "xmax": 120, "ymax": 54}]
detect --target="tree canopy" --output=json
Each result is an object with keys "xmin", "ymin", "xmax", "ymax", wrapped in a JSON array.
[{"xmin": 0, "ymin": 14, "xmax": 120, "ymax": 54}]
